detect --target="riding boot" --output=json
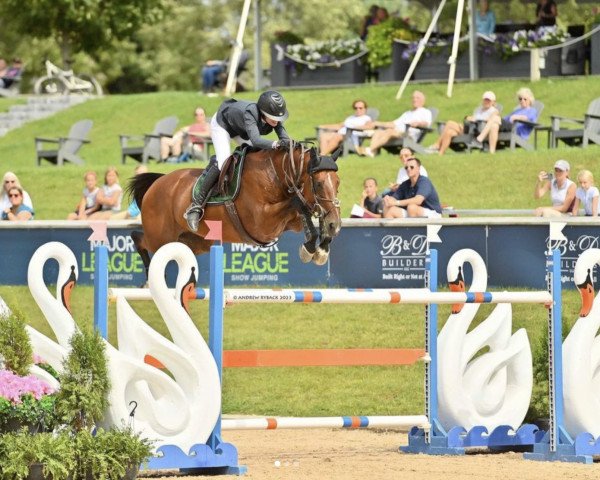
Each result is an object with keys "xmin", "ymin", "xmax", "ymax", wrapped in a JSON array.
[{"xmin": 184, "ymin": 160, "xmax": 220, "ymax": 232}]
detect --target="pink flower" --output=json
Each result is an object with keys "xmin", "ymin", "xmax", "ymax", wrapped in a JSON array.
[
  {"xmin": 0, "ymin": 369, "xmax": 56, "ymax": 404},
  {"xmin": 32, "ymin": 354, "xmax": 47, "ymax": 365}
]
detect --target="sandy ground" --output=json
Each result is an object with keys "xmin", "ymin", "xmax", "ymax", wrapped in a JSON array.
[{"xmin": 141, "ymin": 428, "xmax": 600, "ymax": 480}]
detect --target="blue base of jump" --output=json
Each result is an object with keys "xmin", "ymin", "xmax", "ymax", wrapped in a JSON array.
[
  {"xmin": 401, "ymin": 422, "xmax": 544, "ymax": 456},
  {"xmin": 146, "ymin": 442, "xmax": 246, "ymax": 475},
  {"xmin": 524, "ymin": 430, "xmax": 600, "ymax": 464}
]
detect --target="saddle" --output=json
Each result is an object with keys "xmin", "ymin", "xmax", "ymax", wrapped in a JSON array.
[{"xmin": 203, "ymin": 146, "xmax": 249, "ymax": 205}]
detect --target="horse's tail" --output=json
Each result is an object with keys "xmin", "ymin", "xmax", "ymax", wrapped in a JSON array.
[{"xmin": 127, "ymin": 172, "xmax": 164, "ymax": 209}]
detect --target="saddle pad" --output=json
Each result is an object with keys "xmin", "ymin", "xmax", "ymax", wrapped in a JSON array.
[{"xmin": 204, "ymin": 148, "xmax": 247, "ymax": 205}]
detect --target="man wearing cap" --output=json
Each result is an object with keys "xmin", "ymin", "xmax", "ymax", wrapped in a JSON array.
[
  {"xmin": 534, "ymin": 159, "xmax": 576, "ymax": 217},
  {"xmin": 426, "ymin": 90, "xmax": 498, "ymax": 155},
  {"xmin": 184, "ymin": 90, "xmax": 291, "ymax": 231}
]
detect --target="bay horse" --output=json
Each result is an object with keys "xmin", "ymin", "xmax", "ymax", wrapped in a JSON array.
[{"xmin": 128, "ymin": 142, "xmax": 342, "ymax": 277}]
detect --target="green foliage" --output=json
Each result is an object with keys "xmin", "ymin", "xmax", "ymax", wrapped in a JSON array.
[
  {"xmin": 0, "ymin": 394, "xmax": 58, "ymax": 433},
  {"xmin": 0, "ymin": 430, "xmax": 74, "ymax": 480},
  {"xmin": 72, "ymin": 427, "xmax": 153, "ymax": 480},
  {"xmin": 56, "ymin": 328, "xmax": 110, "ymax": 431},
  {"xmin": 0, "ymin": 310, "xmax": 33, "ymax": 376},
  {"xmin": 366, "ymin": 17, "xmax": 416, "ymax": 69},
  {"xmin": 525, "ymin": 332, "xmax": 549, "ymax": 422}
]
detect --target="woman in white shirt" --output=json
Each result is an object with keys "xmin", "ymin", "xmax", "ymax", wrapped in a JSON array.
[
  {"xmin": 534, "ymin": 159, "xmax": 576, "ymax": 217},
  {"xmin": 318, "ymin": 100, "xmax": 373, "ymax": 155},
  {"xmin": 1, "ymin": 171, "xmax": 32, "ymax": 211}
]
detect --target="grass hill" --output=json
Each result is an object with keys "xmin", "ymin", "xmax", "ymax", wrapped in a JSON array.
[{"xmin": 1, "ymin": 77, "xmax": 600, "ymax": 219}]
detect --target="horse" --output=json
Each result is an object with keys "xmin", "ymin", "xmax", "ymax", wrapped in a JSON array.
[{"xmin": 128, "ymin": 142, "xmax": 342, "ymax": 278}]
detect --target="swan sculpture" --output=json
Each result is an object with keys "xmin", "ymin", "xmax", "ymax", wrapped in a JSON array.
[
  {"xmin": 27, "ymin": 241, "xmax": 220, "ymax": 452},
  {"xmin": 563, "ymin": 248, "xmax": 600, "ymax": 437},
  {"xmin": 437, "ymin": 248, "xmax": 532, "ymax": 431},
  {"xmin": 113, "ymin": 242, "xmax": 221, "ymax": 449}
]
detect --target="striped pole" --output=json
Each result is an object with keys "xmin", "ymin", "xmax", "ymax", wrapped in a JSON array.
[
  {"xmin": 221, "ymin": 415, "xmax": 430, "ymax": 431},
  {"xmin": 109, "ymin": 287, "xmax": 552, "ymax": 305}
]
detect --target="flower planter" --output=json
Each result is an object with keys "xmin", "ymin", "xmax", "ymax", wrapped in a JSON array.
[
  {"xmin": 413, "ymin": 48, "xmax": 470, "ymax": 81},
  {"xmin": 479, "ymin": 50, "xmax": 531, "ymax": 78},
  {"xmin": 540, "ymin": 48, "xmax": 562, "ymax": 77},
  {"xmin": 270, "ymin": 43, "xmax": 366, "ymax": 87},
  {"xmin": 377, "ymin": 42, "xmax": 410, "ymax": 82},
  {"xmin": 591, "ymin": 24, "xmax": 600, "ymax": 75}
]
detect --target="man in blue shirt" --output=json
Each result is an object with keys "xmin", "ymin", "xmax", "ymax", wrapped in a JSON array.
[{"xmin": 383, "ymin": 157, "xmax": 442, "ymax": 218}]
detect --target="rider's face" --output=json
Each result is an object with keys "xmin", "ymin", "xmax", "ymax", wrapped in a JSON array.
[{"xmin": 263, "ymin": 116, "xmax": 279, "ymax": 127}]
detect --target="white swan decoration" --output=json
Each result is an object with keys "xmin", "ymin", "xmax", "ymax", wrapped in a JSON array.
[
  {"xmin": 437, "ymin": 249, "xmax": 532, "ymax": 431},
  {"xmin": 112, "ymin": 242, "xmax": 221, "ymax": 449},
  {"xmin": 27, "ymin": 242, "xmax": 219, "ymax": 452},
  {"xmin": 562, "ymin": 248, "xmax": 600, "ymax": 437}
]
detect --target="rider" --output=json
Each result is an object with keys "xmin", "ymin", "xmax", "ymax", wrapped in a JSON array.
[{"xmin": 184, "ymin": 90, "xmax": 291, "ymax": 232}]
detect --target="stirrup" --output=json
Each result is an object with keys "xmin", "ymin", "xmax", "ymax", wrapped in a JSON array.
[{"xmin": 184, "ymin": 204, "xmax": 204, "ymax": 232}]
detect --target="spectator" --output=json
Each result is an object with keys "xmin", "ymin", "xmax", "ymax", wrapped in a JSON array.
[
  {"xmin": 383, "ymin": 157, "xmax": 442, "ymax": 218},
  {"xmin": 67, "ymin": 171, "xmax": 100, "ymax": 220},
  {"xmin": 318, "ymin": 100, "xmax": 373, "ymax": 155},
  {"xmin": 89, "ymin": 167, "xmax": 122, "ymax": 220},
  {"xmin": 0, "ymin": 58, "xmax": 23, "ymax": 89},
  {"xmin": 426, "ymin": 91, "xmax": 498, "ymax": 155},
  {"xmin": 475, "ymin": 0, "xmax": 496, "ymax": 35},
  {"xmin": 111, "ymin": 165, "xmax": 149, "ymax": 220},
  {"xmin": 360, "ymin": 177, "xmax": 383, "ymax": 217},
  {"xmin": 1, "ymin": 172, "xmax": 32, "ymax": 211},
  {"xmin": 0, "ymin": 59, "xmax": 7, "ymax": 78},
  {"xmin": 358, "ymin": 91, "xmax": 432, "ymax": 158},
  {"xmin": 161, "ymin": 107, "xmax": 211, "ymax": 162},
  {"xmin": 534, "ymin": 159, "xmax": 576, "ymax": 217},
  {"xmin": 359, "ymin": 5, "xmax": 380, "ymax": 40},
  {"xmin": 392, "ymin": 147, "xmax": 428, "ymax": 190},
  {"xmin": 468, "ymin": 87, "xmax": 538, "ymax": 154},
  {"xmin": 201, "ymin": 50, "xmax": 249, "ymax": 94},
  {"xmin": 2, "ymin": 186, "xmax": 33, "ymax": 221},
  {"xmin": 572, "ymin": 170, "xmax": 599, "ymax": 217},
  {"xmin": 536, "ymin": 0, "xmax": 557, "ymax": 26}
]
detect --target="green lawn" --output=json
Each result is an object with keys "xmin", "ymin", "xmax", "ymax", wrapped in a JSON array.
[
  {"xmin": 2, "ymin": 77, "xmax": 600, "ymax": 218},
  {"xmin": 1, "ymin": 78, "xmax": 599, "ymax": 416}
]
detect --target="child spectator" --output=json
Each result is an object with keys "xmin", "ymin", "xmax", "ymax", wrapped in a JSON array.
[
  {"xmin": 1, "ymin": 172, "xmax": 32, "ymax": 211},
  {"xmin": 572, "ymin": 170, "xmax": 599, "ymax": 216},
  {"xmin": 67, "ymin": 171, "xmax": 100, "ymax": 220},
  {"xmin": 360, "ymin": 177, "xmax": 383, "ymax": 217},
  {"xmin": 2, "ymin": 186, "xmax": 33, "ymax": 221},
  {"xmin": 90, "ymin": 167, "xmax": 122, "ymax": 220}
]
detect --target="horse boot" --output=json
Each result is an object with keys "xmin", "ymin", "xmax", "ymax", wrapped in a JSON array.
[{"xmin": 184, "ymin": 160, "xmax": 220, "ymax": 232}]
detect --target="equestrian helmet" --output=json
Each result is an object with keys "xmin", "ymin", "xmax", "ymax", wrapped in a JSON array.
[{"xmin": 257, "ymin": 90, "xmax": 289, "ymax": 122}]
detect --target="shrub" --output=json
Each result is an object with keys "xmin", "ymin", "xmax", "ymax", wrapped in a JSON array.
[{"xmin": 0, "ymin": 310, "xmax": 33, "ymax": 376}]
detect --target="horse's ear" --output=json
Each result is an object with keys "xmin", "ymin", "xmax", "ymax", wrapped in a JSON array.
[{"xmin": 331, "ymin": 146, "xmax": 342, "ymax": 162}]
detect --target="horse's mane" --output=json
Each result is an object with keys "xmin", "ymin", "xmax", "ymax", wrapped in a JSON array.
[{"xmin": 127, "ymin": 172, "xmax": 164, "ymax": 209}]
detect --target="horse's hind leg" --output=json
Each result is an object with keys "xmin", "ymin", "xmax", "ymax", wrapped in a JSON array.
[{"xmin": 131, "ymin": 230, "xmax": 151, "ymax": 282}]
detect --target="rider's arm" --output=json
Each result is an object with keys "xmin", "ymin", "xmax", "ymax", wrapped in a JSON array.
[
  {"xmin": 274, "ymin": 123, "xmax": 290, "ymax": 140},
  {"xmin": 243, "ymin": 111, "xmax": 276, "ymax": 150}
]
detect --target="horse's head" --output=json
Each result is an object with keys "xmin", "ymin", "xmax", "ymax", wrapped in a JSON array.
[{"xmin": 307, "ymin": 146, "xmax": 342, "ymax": 239}]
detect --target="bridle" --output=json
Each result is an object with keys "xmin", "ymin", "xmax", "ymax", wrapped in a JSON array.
[{"xmin": 268, "ymin": 143, "xmax": 340, "ymax": 221}]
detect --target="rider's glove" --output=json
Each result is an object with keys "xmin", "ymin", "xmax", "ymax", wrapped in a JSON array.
[{"xmin": 273, "ymin": 138, "xmax": 292, "ymax": 150}]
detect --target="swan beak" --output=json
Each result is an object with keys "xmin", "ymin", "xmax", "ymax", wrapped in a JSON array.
[
  {"xmin": 578, "ymin": 284, "xmax": 594, "ymax": 318},
  {"xmin": 181, "ymin": 282, "xmax": 195, "ymax": 313},
  {"xmin": 60, "ymin": 269, "xmax": 77, "ymax": 314},
  {"xmin": 449, "ymin": 279, "xmax": 465, "ymax": 314}
]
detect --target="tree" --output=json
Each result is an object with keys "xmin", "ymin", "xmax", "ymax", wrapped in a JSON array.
[{"xmin": 0, "ymin": 0, "xmax": 165, "ymax": 66}]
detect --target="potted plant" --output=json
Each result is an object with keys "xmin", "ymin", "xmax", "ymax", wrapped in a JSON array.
[
  {"xmin": 0, "ymin": 311, "xmax": 58, "ymax": 434},
  {"xmin": 0, "ymin": 430, "xmax": 74, "ymax": 480}
]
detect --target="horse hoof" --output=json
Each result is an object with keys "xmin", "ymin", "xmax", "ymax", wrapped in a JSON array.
[
  {"xmin": 299, "ymin": 245, "xmax": 315, "ymax": 263},
  {"xmin": 312, "ymin": 248, "xmax": 329, "ymax": 266}
]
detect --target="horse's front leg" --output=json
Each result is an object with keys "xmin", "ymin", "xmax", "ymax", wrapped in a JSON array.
[
  {"xmin": 312, "ymin": 236, "xmax": 332, "ymax": 266},
  {"xmin": 298, "ymin": 211, "xmax": 319, "ymax": 264}
]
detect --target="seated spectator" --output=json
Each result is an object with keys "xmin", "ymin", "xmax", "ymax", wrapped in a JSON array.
[
  {"xmin": 426, "ymin": 91, "xmax": 498, "ymax": 155},
  {"xmin": 383, "ymin": 157, "xmax": 442, "ymax": 218},
  {"xmin": 360, "ymin": 177, "xmax": 383, "ymax": 217},
  {"xmin": 391, "ymin": 148, "xmax": 428, "ymax": 192},
  {"xmin": 358, "ymin": 91, "xmax": 432, "ymax": 158},
  {"xmin": 475, "ymin": 0, "xmax": 496, "ymax": 35},
  {"xmin": 201, "ymin": 50, "xmax": 249, "ymax": 94},
  {"xmin": 1, "ymin": 172, "xmax": 32, "ymax": 211},
  {"xmin": 0, "ymin": 59, "xmax": 7, "ymax": 78},
  {"xmin": 111, "ymin": 165, "xmax": 149, "ymax": 220},
  {"xmin": 0, "ymin": 58, "xmax": 23, "ymax": 89},
  {"xmin": 536, "ymin": 0, "xmax": 557, "ymax": 26},
  {"xmin": 534, "ymin": 159, "xmax": 576, "ymax": 217},
  {"xmin": 2, "ymin": 186, "xmax": 33, "ymax": 221},
  {"xmin": 318, "ymin": 100, "xmax": 374, "ymax": 155},
  {"xmin": 161, "ymin": 107, "xmax": 211, "ymax": 162},
  {"xmin": 468, "ymin": 87, "xmax": 538, "ymax": 154},
  {"xmin": 67, "ymin": 171, "xmax": 100, "ymax": 220},
  {"xmin": 89, "ymin": 167, "xmax": 122, "ymax": 220},
  {"xmin": 572, "ymin": 169, "xmax": 599, "ymax": 217}
]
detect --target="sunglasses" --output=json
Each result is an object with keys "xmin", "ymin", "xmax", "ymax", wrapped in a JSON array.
[
  {"xmin": 405, "ymin": 165, "xmax": 418, "ymax": 171},
  {"xmin": 8, "ymin": 193, "xmax": 21, "ymax": 198},
  {"xmin": 554, "ymin": 168, "xmax": 564, "ymax": 172},
  {"xmin": 353, "ymin": 105, "xmax": 365, "ymax": 110},
  {"xmin": 4, "ymin": 180, "xmax": 15, "ymax": 184},
  {"xmin": 518, "ymin": 96, "xmax": 527, "ymax": 101}
]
